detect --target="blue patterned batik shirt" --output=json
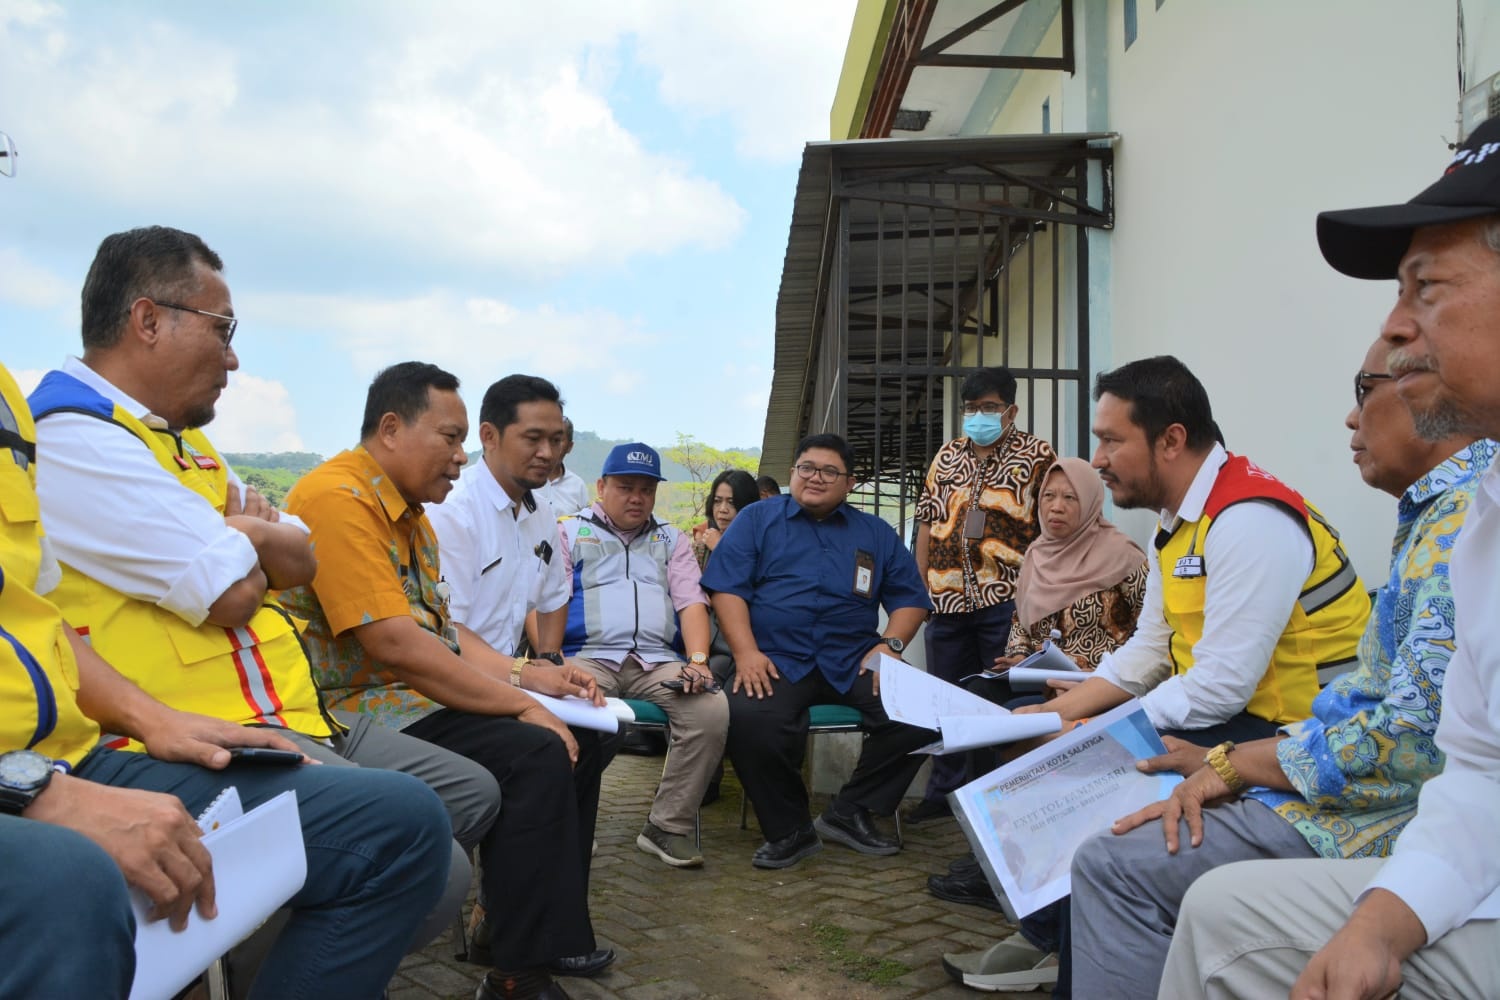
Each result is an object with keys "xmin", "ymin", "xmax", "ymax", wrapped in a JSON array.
[{"xmin": 1251, "ymin": 439, "xmax": 1497, "ymax": 858}]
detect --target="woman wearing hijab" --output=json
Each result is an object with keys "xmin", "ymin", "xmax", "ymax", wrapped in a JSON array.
[
  {"xmin": 996, "ymin": 457, "xmax": 1149, "ymax": 672},
  {"xmin": 927, "ymin": 457, "xmax": 1149, "ymax": 933}
]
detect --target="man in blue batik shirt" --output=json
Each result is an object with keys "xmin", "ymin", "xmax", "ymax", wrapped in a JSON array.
[
  {"xmin": 701, "ymin": 433, "xmax": 934, "ymax": 870},
  {"xmin": 1055, "ymin": 339, "xmax": 1495, "ymax": 999}
]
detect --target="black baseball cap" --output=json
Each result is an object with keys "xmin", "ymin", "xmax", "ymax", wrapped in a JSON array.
[{"xmin": 1318, "ymin": 115, "xmax": 1500, "ymax": 280}]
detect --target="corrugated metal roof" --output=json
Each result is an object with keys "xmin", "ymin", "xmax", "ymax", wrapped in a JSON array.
[{"xmin": 760, "ymin": 132, "xmax": 1114, "ymax": 478}]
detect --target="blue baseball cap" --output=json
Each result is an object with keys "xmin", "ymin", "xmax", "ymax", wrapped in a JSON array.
[{"xmin": 601, "ymin": 442, "xmax": 664, "ymax": 480}]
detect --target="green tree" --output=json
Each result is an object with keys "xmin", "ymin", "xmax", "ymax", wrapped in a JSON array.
[{"xmin": 659, "ymin": 433, "xmax": 758, "ymax": 531}]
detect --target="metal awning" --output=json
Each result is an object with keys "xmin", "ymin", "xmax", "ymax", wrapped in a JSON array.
[{"xmin": 760, "ymin": 132, "xmax": 1114, "ymax": 494}]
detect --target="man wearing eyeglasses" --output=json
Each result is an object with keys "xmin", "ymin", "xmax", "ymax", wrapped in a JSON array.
[
  {"xmin": 911, "ymin": 366, "xmax": 1056, "ymax": 823},
  {"xmin": 23, "ymin": 227, "xmax": 494, "ymax": 986},
  {"xmin": 1059, "ymin": 340, "xmax": 1491, "ymax": 998},
  {"xmin": 1159, "ymin": 115, "xmax": 1500, "ymax": 1000},
  {"xmin": 551, "ymin": 441, "xmax": 728, "ymax": 869},
  {"xmin": 702, "ymin": 433, "xmax": 935, "ymax": 869}
]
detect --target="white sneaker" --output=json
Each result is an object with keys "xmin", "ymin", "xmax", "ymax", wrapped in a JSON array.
[{"xmin": 942, "ymin": 931, "xmax": 1058, "ymax": 992}]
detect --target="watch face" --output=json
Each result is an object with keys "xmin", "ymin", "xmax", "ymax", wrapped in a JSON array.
[
  {"xmin": 883, "ymin": 637, "xmax": 905, "ymax": 653},
  {"xmin": 0, "ymin": 750, "xmax": 52, "ymax": 789}
]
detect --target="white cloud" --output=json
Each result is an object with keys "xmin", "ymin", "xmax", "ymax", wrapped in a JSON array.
[
  {"xmin": 2, "ymin": 5, "xmax": 751, "ymax": 278},
  {"xmin": 628, "ymin": 0, "xmax": 861, "ymax": 160},
  {"xmin": 7, "ymin": 368, "xmax": 44, "ymax": 395},
  {"xmin": 0, "ymin": 249, "xmax": 69, "ymax": 309},
  {"xmin": 246, "ymin": 289, "xmax": 654, "ymax": 400},
  {"xmin": 213, "ymin": 373, "xmax": 304, "ymax": 452}
]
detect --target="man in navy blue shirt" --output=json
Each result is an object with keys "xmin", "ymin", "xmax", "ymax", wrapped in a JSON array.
[{"xmin": 702, "ymin": 433, "xmax": 934, "ymax": 868}]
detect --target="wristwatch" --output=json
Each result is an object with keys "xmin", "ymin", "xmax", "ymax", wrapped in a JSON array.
[
  {"xmin": 688, "ymin": 652, "xmax": 709, "ymax": 667},
  {"xmin": 536, "ymin": 651, "xmax": 565, "ymax": 666},
  {"xmin": 1203, "ymin": 741, "xmax": 1248, "ymax": 795},
  {"xmin": 0, "ymin": 750, "xmax": 54, "ymax": 815},
  {"xmin": 879, "ymin": 637, "xmax": 905, "ymax": 654}
]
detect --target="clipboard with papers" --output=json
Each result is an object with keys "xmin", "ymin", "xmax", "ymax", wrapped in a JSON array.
[{"xmin": 128, "ymin": 788, "xmax": 306, "ymax": 1000}]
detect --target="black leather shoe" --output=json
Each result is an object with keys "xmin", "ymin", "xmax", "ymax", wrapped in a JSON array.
[
  {"xmin": 547, "ymin": 948, "xmax": 615, "ymax": 978},
  {"xmin": 814, "ymin": 803, "xmax": 901, "ymax": 855},
  {"xmin": 947, "ymin": 851, "xmax": 980, "ymax": 876},
  {"xmin": 751, "ymin": 823, "xmax": 823, "ymax": 869},
  {"xmin": 905, "ymin": 797, "xmax": 952, "ymax": 824},
  {"xmin": 927, "ymin": 866, "xmax": 1004, "ymax": 911}
]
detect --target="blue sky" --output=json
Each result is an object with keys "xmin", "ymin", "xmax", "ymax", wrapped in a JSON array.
[{"xmin": 0, "ymin": 0, "xmax": 857, "ymax": 455}]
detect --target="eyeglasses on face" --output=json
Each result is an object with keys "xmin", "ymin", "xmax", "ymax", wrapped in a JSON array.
[
  {"xmin": 1353, "ymin": 370, "xmax": 1393, "ymax": 407},
  {"xmin": 153, "ymin": 300, "xmax": 237, "ymax": 348},
  {"xmin": 793, "ymin": 463, "xmax": 849, "ymax": 483},
  {"xmin": 961, "ymin": 402, "xmax": 1010, "ymax": 416}
]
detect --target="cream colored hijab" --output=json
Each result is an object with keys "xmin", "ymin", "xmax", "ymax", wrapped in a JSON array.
[{"xmin": 1014, "ymin": 458, "xmax": 1146, "ymax": 629}]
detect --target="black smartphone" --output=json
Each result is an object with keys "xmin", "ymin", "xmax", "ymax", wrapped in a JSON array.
[{"xmin": 227, "ymin": 747, "xmax": 304, "ymax": 766}]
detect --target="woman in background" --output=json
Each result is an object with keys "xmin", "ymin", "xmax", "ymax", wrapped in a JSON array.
[{"xmin": 692, "ymin": 469, "xmax": 759, "ymax": 571}]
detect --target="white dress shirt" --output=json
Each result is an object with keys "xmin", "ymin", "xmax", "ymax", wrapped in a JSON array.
[
  {"xmin": 33, "ymin": 357, "xmax": 267, "ymax": 627},
  {"xmin": 425, "ymin": 462, "xmax": 570, "ymax": 654},
  {"xmin": 1092, "ymin": 444, "xmax": 1316, "ymax": 730},
  {"xmin": 1367, "ymin": 461, "xmax": 1500, "ymax": 941},
  {"xmin": 534, "ymin": 466, "xmax": 590, "ymax": 517}
]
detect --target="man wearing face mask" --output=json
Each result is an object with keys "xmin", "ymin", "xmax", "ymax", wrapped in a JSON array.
[{"xmin": 911, "ymin": 367, "xmax": 1056, "ymax": 822}]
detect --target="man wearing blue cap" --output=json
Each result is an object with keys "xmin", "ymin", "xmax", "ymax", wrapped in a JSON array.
[{"xmin": 556, "ymin": 442, "xmax": 729, "ymax": 868}]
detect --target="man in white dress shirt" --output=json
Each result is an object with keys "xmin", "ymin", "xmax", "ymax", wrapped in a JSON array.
[
  {"xmin": 944, "ymin": 354, "xmax": 1369, "ymax": 993},
  {"xmin": 426, "ymin": 375, "xmax": 573, "ymax": 662},
  {"xmin": 1161, "ymin": 115, "xmax": 1500, "ymax": 1000},
  {"xmin": 534, "ymin": 417, "xmax": 590, "ymax": 516}
]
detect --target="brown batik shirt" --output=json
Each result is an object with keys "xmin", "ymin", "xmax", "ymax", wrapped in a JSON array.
[{"xmin": 915, "ymin": 429, "xmax": 1056, "ymax": 615}]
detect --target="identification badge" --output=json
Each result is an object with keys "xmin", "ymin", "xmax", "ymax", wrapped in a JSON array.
[
  {"xmin": 853, "ymin": 549, "xmax": 874, "ymax": 597},
  {"xmin": 962, "ymin": 508, "xmax": 987, "ymax": 540},
  {"xmin": 1173, "ymin": 555, "xmax": 1205, "ymax": 578}
]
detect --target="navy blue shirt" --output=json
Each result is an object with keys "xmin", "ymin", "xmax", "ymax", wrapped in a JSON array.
[{"xmin": 700, "ymin": 494, "xmax": 931, "ymax": 693}]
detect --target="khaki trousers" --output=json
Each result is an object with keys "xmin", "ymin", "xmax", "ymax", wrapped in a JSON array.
[
  {"xmin": 1160, "ymin": 858, "xmax": 1500, "ymax": 1000},
  {"xmin": 577, "ymin": 656, "xmax": 729, "ymax": 835}
]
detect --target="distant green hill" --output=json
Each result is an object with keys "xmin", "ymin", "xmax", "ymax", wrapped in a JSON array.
[
  {"xmin": 223, "ymin": 451, "xmax": 323, "ymax": 507},
  {"xmin": 228, "ymin": 431, "xmax": 760, "ymax": 526}
]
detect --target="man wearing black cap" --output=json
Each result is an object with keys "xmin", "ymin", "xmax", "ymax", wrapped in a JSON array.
[{"xmin": 1159, "ymin": 116, "xmax": 1500, "ymax": 999}]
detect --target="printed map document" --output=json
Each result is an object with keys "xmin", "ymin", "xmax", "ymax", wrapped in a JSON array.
[
  {"xmin": 876, "ymin": 654, "xmax": 1062, "ymax": 754},
  {"xmin": 951, "ymin": 700, "xmax": 1181, "ymax": 919},
  {"xmin": 129, "ymin": 789, "xmax": 306, "ymax": 1000}
]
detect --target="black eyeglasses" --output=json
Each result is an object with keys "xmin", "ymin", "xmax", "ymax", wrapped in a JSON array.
[
  {"xmin": 960, "ymin": 402, "xmax": 1010, "ymax": 416},
  {"xmin": 154, "ymin": 300, "xmax": 237, "ymax": 348},
  {"xmin": 1354, "ymin": 370, "xmax": 1393, "ymax": 407},
  {"xmin": 793, "ymin": 463, "xmax": 849, "ymax": 483}
]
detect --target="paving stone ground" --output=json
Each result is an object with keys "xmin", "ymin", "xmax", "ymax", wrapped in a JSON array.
[{"xmin": 387, "ymin": 752, "xmax": 1050, "ymax": 999}]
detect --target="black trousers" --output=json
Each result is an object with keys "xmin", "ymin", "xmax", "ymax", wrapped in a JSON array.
[
  {"xmin": 402, "ymin": 709, "xmax": 607, "ymax": 968},
  {"xmin": 726, "ymin": 667, "xmax": 937, "ymax": 843}
]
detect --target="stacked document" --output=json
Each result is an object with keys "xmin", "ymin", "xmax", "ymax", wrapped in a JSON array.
[
  {"xmin": 876, "ymin": 654, "xmax": 1062, "ymax": 754},
  {"xmin": 1003, "ymin": 641, "xmax": 1084, "ymax": 690},
  {"xmin": 950, "ymin": 700, "xmax": 1182, "ymax": 919},
  {"xmin": 129, "ymin": 788, "xmax": 306, "ymax": 1000},
  {"xmin": 526, "ymin": 693, "xmax": 635, "ymax": 733}
]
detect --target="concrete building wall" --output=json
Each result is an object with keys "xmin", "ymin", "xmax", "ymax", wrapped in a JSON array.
[{"xmin": 1083, "ymin": 0, "xmax": 1461, "ymax": 580}]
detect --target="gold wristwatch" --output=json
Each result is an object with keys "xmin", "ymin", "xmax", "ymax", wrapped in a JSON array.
[{"xmin": 1204, "ymin": 741, "xmax": 1247, "ymax": 794}]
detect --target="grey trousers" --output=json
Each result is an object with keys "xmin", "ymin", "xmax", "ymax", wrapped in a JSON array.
[
  {"xmin": 1069, "ymin": 798, "xmax": 1318, "ymax": 999},
  {"xmin": 577, "ymin": 657, "xmax": 729, "ymax": 836},
  {"xmin": 282, "ymin": 712, "xmax": 500, "ymax": 942},
  {"xmin": 1161, "ymin": 858, "xmax": 1500, "ymax": 1000}
]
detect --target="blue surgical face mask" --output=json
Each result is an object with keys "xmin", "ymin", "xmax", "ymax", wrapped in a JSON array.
[{"xmin": 963, "ymin": 412, "xmax": 1007, "ymax": 446}]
